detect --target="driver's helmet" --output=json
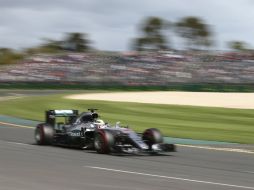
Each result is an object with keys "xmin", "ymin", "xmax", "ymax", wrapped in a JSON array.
[{"xmin": 94, "ymin": 119, "xmax": 106, "ymax": 128}]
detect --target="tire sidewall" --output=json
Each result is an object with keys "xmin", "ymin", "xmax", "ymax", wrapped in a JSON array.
[
  {"xmin": 94, "ymin": 130, "xmax": 114, "ymax": 154},
  {"xmin": 35, "ymin": 124, "xmax": 54, "ymax": 145},
  {"xmin": 142, "ymin": 128, "xmax": 163, "ymax": 146}
]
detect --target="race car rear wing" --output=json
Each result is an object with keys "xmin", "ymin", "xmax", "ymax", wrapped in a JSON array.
[{"xmin": 46, "ymin": 110, "xmax": 79, "ymax": 126}]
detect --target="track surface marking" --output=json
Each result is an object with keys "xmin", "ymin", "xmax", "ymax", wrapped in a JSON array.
[{"xmin": 85, "ymin": 166, "xmax": 254, "ymax": 189}]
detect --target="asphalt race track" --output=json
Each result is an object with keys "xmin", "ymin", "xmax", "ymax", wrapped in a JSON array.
[{"xmin": 0, "ymin": 122, "xmax": 253, "ymax": 190}]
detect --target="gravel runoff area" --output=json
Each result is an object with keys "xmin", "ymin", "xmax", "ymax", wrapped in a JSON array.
[{"xmin": 66, "ymin": 91, "xmax": 254, "ymax": 109}]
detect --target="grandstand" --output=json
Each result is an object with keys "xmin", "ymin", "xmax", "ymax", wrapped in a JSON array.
[{"xmin": 0, "ymin": 51, "xmax": 254, "ymax": 86}]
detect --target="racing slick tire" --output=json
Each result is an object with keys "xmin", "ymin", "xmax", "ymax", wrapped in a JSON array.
[
  {"xmin": 142, "ymin": 128, "xmax": 163, "ymax": 148},
  {"xmin": 94, "ymin": 130, "xmax": 114, "ymax": 154},
  {"xmin": 35, "ymin": 123, "xmax": 54, "ymax": 145}
]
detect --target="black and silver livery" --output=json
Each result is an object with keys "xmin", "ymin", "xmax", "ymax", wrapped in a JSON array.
[{"xmin": 35, "ymin": 109, "xmax": 175, "ymax": 154}]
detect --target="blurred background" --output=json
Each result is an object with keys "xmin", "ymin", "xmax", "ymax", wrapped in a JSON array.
[{"xmin": 1, "ymin": 0, "xmax": 254, "ymax": 90}]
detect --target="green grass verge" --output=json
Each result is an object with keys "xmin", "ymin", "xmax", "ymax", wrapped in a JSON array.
[
  {"xmin": 0, "ymin": 94, "xmax": 254, "ymax": 144},
  {"xmin": 1, "ymin": 82, "xmax": 254, "ymax": 92}
]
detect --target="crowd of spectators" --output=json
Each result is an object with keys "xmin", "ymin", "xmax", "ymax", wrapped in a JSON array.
[{"xmin": 0, "ymin": 51, "xmax": 254, "ymax": 85}]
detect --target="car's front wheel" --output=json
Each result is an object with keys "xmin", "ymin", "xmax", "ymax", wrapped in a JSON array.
[
  {"xmin": 94, "ymin": 130, "xmax": 114, "ymax": 154},
  {"xmin": 142, "ymin": 128, "xmax": 163, "ymax": 148}
]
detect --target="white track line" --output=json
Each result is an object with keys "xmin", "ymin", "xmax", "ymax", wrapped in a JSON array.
[
  {"xmin": 177, "ymin": 144, "xmax": 254, "ymax": 154},
  {"xmin": 0, "ymin": 139, "xmax": 33, "ymax": 147},
  {"xmin": 244, "ymin": 171, "xmax": 254, "ymax": 174},
  {"xmin": 85, "ymin": 166, "xmax": 254, "ymax": 190},
  {"xmin": 6, "ymin": 141, "xmax": 33, "ymax": 146}
]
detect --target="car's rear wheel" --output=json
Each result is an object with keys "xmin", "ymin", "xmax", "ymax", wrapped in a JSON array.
[
  {"xmin": 142, "ymin": 128, "xmax": 163, "ymax": 148},
  {"xmin": 35, "ymin": 124, "xmax": 54, "ymax": 145},
  {"xmin": 94, "ymin": 130, "xmax": 114, "ymax": 154}
]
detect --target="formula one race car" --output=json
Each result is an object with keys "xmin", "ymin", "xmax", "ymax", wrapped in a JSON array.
[{"xmin": 34, "ymin": 109, "xmax": 175, "ymax": 154}]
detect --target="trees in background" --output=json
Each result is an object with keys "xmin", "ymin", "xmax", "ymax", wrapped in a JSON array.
[
  {"xmin": 175, "ymin": 17, "xmax": 213, "ymax": 50},
  {"xmin": 25, "ymin": 39, "xmax": 63, "ymax": 54},
  {"xmin": 133, "ymin": 17, "xmax": 169, "ymax": 51},
  {"xmin": 0, "ymin": 32, "xmax": 91, "ymax": 64},
  {"xmin": 0, "ymin": 15, "xmax": 253, "ymax": 65},
  {"xmin": 25, "ymin": 32, "xmax": 91, "ymax": 55},
  {"xmin": 227, "ymin": 41, "xmax": 249, "ymax": 51},
  {"xmin": 133, "ymin": 16, "xmax": 214, "ymax": 51},
  {"xmin": 63, "ymin": 33, "xmax": 90, "ymax": 52},
  {"xmin": 0, "ymin": 48, "xmax": 24, "ymax": 65}
]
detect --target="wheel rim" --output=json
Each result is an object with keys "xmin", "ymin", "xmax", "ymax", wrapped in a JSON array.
[
  {"xmin": 94, "ymin": 134, "xmax": 103, "ymax": 150},
  {"xmin": 35, "ymin": 128, "xmax": 41, "ymax": 143}
]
